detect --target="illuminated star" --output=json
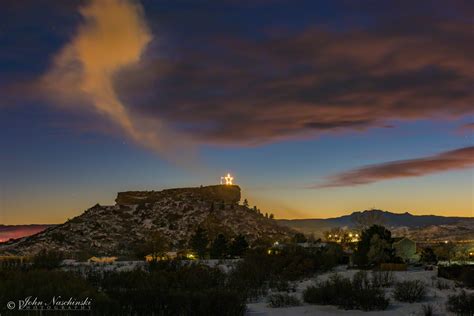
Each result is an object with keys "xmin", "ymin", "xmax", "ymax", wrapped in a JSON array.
[{"xmin": 224, "ymin": 173, "xmax": 234, "ymax": 185}]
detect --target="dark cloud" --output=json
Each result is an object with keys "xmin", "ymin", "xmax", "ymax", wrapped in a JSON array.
[
  {"xmin": 114, "ymin": 6, "xmax": 474, "ymax": 145},
  {"xmin": 2, "ymin": 0, "xmax": 473, "ymax": 148},
  {"xmin": 316, "ymin": 146, "xmax": 474, "ymax": 188}
]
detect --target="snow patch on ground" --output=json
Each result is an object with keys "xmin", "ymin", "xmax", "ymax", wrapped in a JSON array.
[{"xmin": 246, "ymin": 266, "xmax": 472, "ymax": 316}]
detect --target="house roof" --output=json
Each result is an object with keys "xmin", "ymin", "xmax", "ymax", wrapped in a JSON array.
[{"xmin": 393, "ymin": 237, "xmax": 415, "ymax": 245}]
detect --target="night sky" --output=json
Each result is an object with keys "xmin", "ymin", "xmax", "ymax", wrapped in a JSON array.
[{"xmin": 1, "ymin": 0, "xmax": 473, "ymax": 224}]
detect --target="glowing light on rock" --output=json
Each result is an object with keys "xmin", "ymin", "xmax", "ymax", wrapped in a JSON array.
[{"xmin": 221, "ymin": 173, "xmax": 234, "ymax": 185}]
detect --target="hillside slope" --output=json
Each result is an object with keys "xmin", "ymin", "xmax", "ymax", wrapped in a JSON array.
[{"xmin": 0, "ymin": 185, "xmax": 293, "ymax": 256}]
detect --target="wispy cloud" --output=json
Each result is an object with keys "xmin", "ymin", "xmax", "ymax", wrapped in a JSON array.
[
  {"xmin": 40, "ymin": 0, "xmax": 192, "ymax": 160},
  {"xmin": 316, "ymin": 146, "xmax": 474, "ymax": 188}
]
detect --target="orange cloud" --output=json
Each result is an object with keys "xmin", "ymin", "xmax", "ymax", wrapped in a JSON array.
[
  {"xmin": 41, "ymin": 0, "xmax": 192, "ymax": 160},
  {"xmin": 317, "ymin": 146, "xmax": 474, "ymax": 188}
]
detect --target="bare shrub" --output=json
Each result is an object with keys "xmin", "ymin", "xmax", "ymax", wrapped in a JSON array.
[
  {"xmin": 446, "ymin": 290, "xmax": 474, "ymax": 316},
  {"xmin": 372, "ymin": 270, "xmax": 395, "ymax": 288},
  {"xmin": 436, "ymin": 280, "xmax": 451, "ymax": 290},
  {"xmin": 303, "ymin": 273, "xmax": 389, "ymax": 311},
  {"xmin": 393, "ymin": 280, "xmax": 426, "ymax": 303},
  {"xmin": 267, "ymin": 293, "xmax": 301, "ymax": 308},
  {"xmin": 421, "ymin": 304, "xmax": 433, "ymax": 316}
]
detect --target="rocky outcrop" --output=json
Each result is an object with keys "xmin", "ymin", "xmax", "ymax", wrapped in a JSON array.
[
  {"xmin": 116, "ymin": 185, "xmax": 241, "ymax": 205},
  {"xmin": 0, "ymin": 185, "xmax": 292, "ymax": 256}
]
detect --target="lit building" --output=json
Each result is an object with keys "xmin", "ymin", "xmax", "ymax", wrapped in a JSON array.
[
  {"xmin": 87, "ymin": 256, "xmax": 118, "ymax": 263},
  {"xmin": 145, "ymin": 251, "xmax": 178, "ymax": 262}
]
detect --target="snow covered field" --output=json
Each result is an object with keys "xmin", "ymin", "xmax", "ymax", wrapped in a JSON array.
[
  {"xmin": 61, "ymin": 260, "xmax": 472, "ymax": 315},
  {"xmin": 246, "ymin": 266, "xmax": 472, "ymax": 316}
]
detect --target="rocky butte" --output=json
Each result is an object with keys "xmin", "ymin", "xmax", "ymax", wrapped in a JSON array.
[
  {"xmin": 116, "ymin": 185, "xmax": 241, "ymax": 206},
  {"xmin": 0, "ymin": 185, "xmax": 293, "ymax": 257}
]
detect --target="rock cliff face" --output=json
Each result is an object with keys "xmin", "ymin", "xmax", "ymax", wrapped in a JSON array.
[
  {"xmin": 116, "ymin": 185, "xmax": 241, "ymax": 205},
  {"xmin": 0, "ymin": 185, "xmax": 292, "ymax": 256}
]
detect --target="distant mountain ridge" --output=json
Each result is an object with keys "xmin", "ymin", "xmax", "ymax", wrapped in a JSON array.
[
  {"xmin": 278, "ymin": 209, "xmax": 474, "ymax": 241},
  {"xmin": 279, "ymin": 209, "xmax": 473, "ymax": 228},
  {"xmin": 0, "ymin": 224, "xmax": 55, "ymax": 243},
  {"xmin": 0, "ymin": 185, "xmax": 293, "ymax": 256}
]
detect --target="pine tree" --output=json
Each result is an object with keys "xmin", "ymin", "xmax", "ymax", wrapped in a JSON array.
[
  {"xmin": 145, "ymin": 231, "xmax": 169, "ymax": 260},
  {"xmin": 367, "ymin": 235, "xmax": 391, "ymax": 264},
  {"xmin": 420, "ymin": 247, "xmax": 437, "ymax": 264},
  {"xmin": 210, "ymin": 234, "xmax": 228, "ymax": 259},
  {"xmin": 229, "ymin": 234, "xmax": 249, "ymax": 257},
  {"xmin": 190, "ymin": 227, "xmax": 209, "ymax": 259},
  {"xmin": 353, "ymin": 225, "xmax": 393, "ymax": 266}
]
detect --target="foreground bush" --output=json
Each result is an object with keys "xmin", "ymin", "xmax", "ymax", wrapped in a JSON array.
[
  {"xmin": 303, "ymin": 274, "xmax": 350, "ymax": 307},
  {"xmin": 460, "ymin": 270, "xmax": 474, "ymax": 288},
  {"xmin": 0, "ymin": 270, "xmax": 116, "ymax": 314},
  {"xmin": 99, "ymin": 264, "xmax": 246, "ymax": 316},
  {"xmin": 0, "ymin": 263, "xmax": 246, "ymax": 316},
  {"xmin": 421, "ymin": 304, "xmax": 434, "ymax": 316},
  {"xmin": 446, "ymin": 290, "xmax": 474, "ymax": 316},
  {"xmin": 436, "ymin": 280, "xmax": 451, "ymax": 290},
  {"xmin": 393, "ymin": 280, "xmax": 426, "ymax": 303},
  {"xmin": 371, "ymin": 271, "xmax": 395, "ymax": 288},
  {"xmin": 228, "ymin": 246, "xmax": 341, "ymax": 299},
  {"xmin": 439, "ymin": 265, "xmax": 474, "ymax": 288},
  {"xmin": 303, "ymin": 273, "xmax": 389, "ymax": 311},
  {"xmin": 267, "ymin": 293, "xmax": 301, "ymax": 308},
  {"xmin": 32, "ymin": 249, "xmax": 64, "ymax": 270}
]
